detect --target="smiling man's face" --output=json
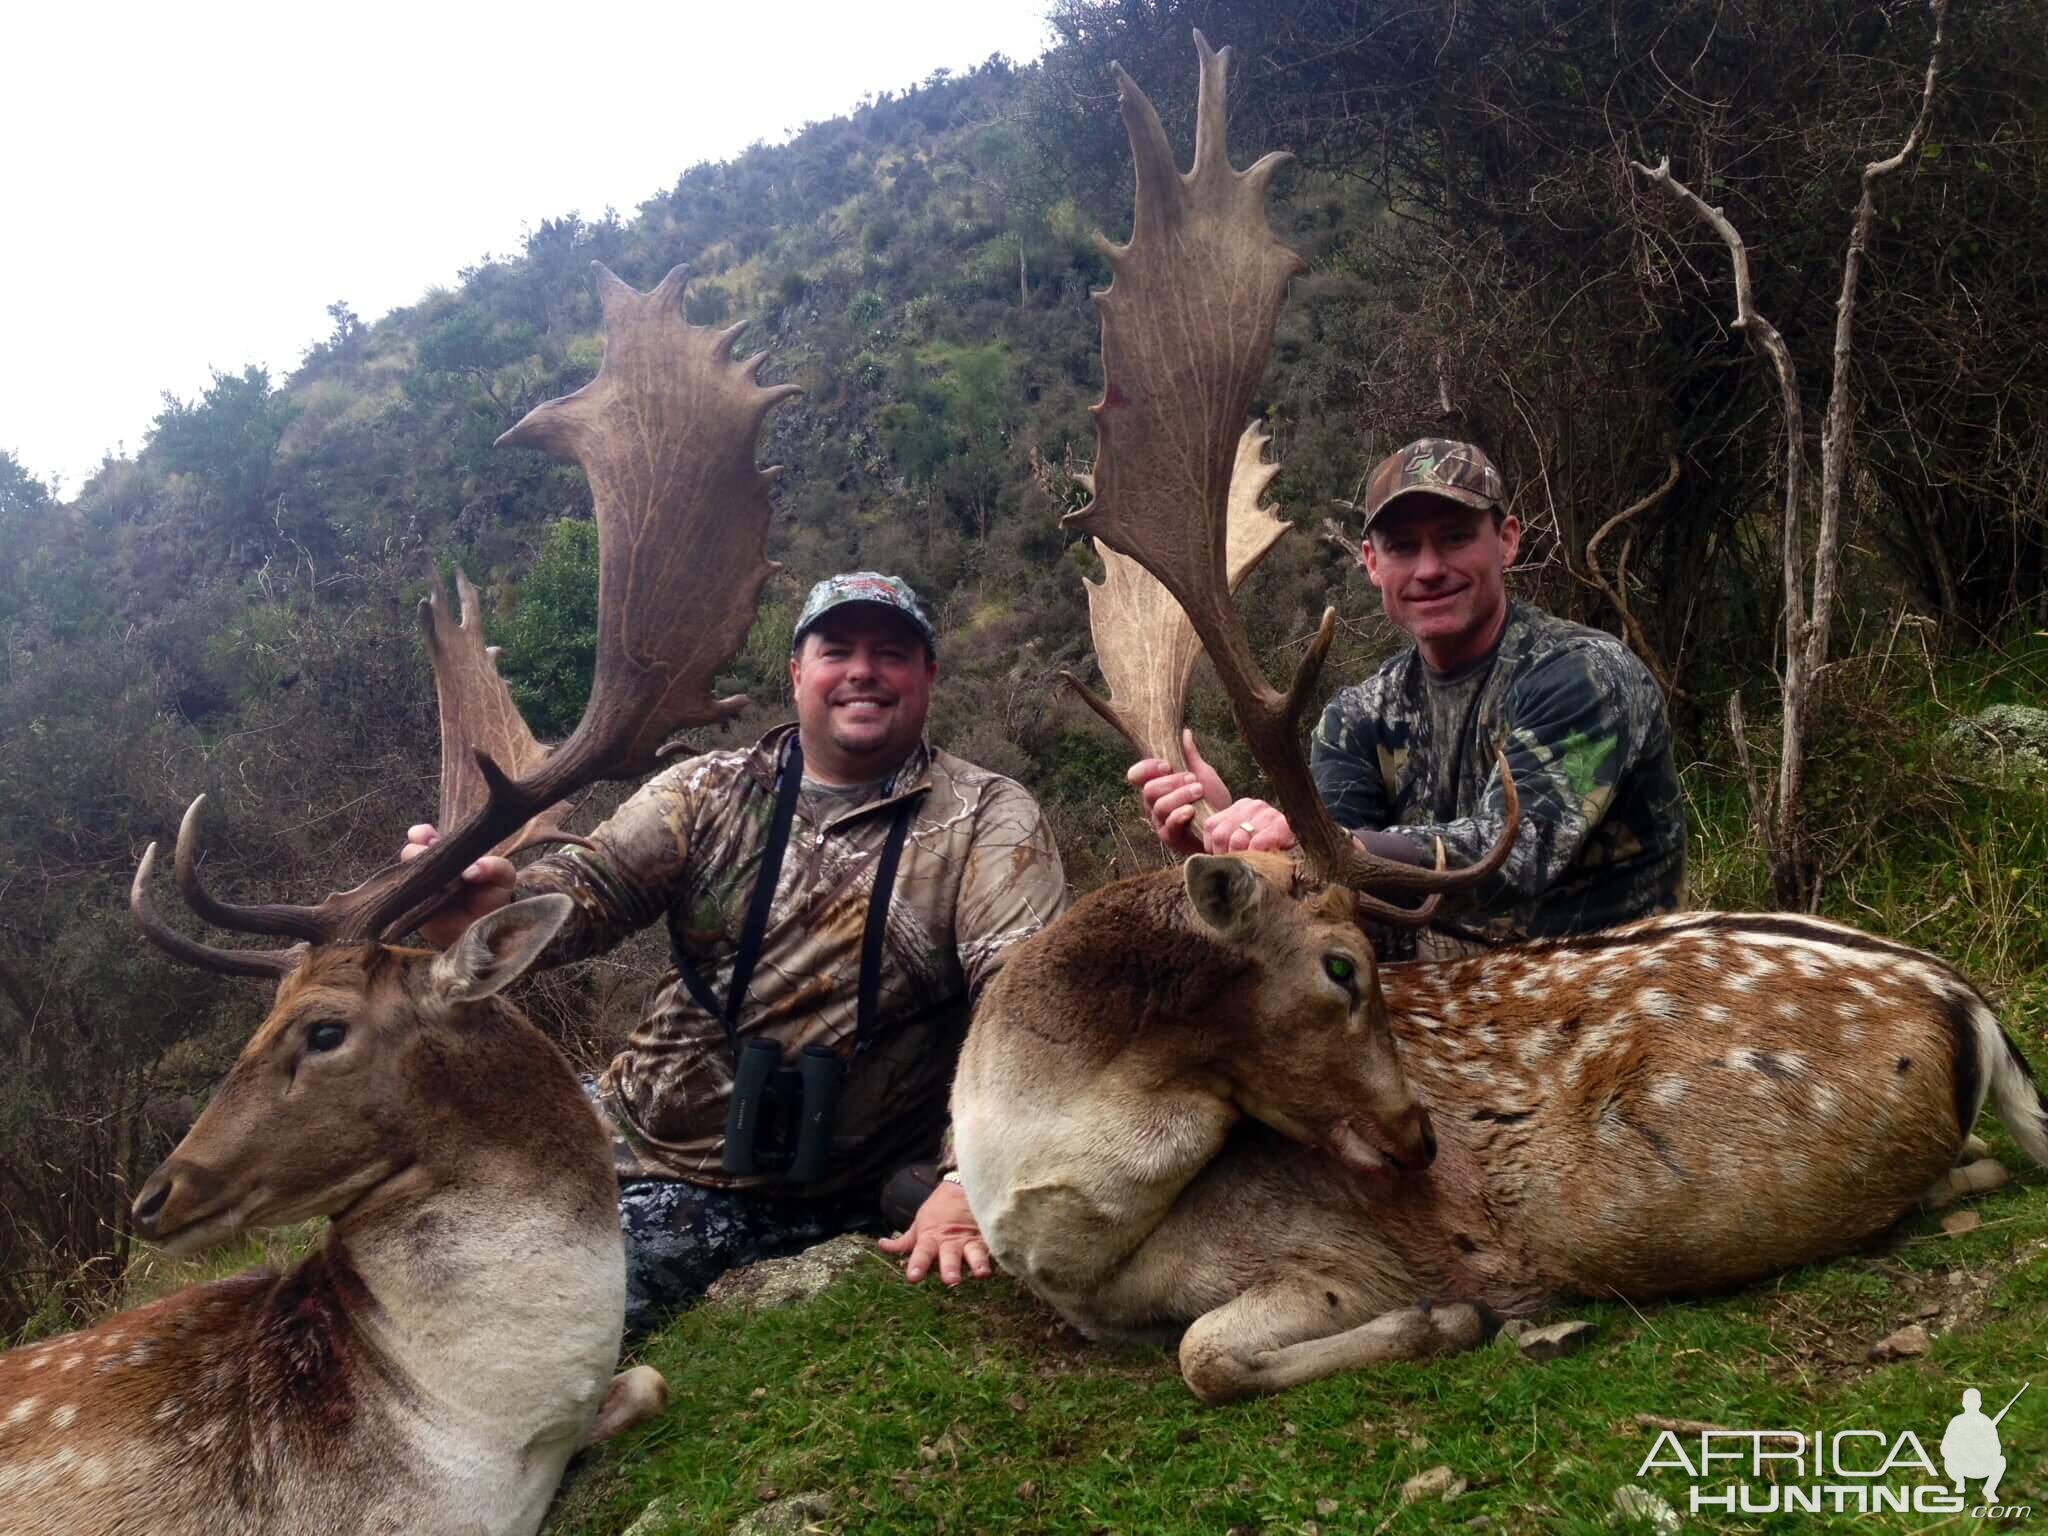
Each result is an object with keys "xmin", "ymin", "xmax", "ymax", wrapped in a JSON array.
[
  {"xmin": 1362, "ymin": 497, "xmax": 1521, "ymax": 671},
  {"xmin": 789, "ymin": 606, "xmax": 937, "ymax": 784}
]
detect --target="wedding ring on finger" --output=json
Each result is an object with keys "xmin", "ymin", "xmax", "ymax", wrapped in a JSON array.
[{"xmin": 1239, "ymin": 821, "xmax": 1258, "ymax": 835}]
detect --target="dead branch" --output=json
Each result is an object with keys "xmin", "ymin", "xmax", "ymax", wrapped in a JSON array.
[
  {"xmin": 1584, "ymin": 451, "xmax": 1683, "ymax": 697},
  {"xmin": 1810, "ymin": 0, "xmax": 1952, "ymax": 677}
]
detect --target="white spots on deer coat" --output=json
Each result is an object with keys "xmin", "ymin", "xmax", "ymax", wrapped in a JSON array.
[
  {"xmin": 1811, "ymin": 1083, "xmax": 1841, "ymax": 1121},
  {"xmin": 49, "ymin": 1403, "xmax": 77, "ymax": 1430},
  {"xmin": 1514, "ymin": 1032, "xmax": 1553, "ymax": 1069},
  {"xmin": 1633, "ymin": 988, "xmax": 1679, "ymax": 1021},
  {"xmin": 4, "ymin": 1396, "xmax": 38, "ymax": 1428},
  {"xmin": 1775, "ymin": 998, "xmax": 1802, "ymax": 1021},
  {"xmin": 1649, "ymin": 1074, "xmax": 1689, "ymax": 1106},
  {"xmin": 59, "ymin": 1352, "xmax": 82, "ymax": 1372}
]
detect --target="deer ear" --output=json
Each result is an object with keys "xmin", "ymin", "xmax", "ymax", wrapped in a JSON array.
[
  {"xmin": 430, "ymin": 894, "xmax": 574, "ymax": 1005},
  {"xmin": 1183, "ymin": 856, "xmax": 1264, "ymax": 942}
]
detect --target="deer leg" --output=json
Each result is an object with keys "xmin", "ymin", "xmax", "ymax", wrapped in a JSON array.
[
  {"xmin": 580, "ymin": 1365, "xmax": 670, "ymax": 1446},
  {"xmin": 1920, "ymin": 1157, "xmax": 2009, "ymax": 1209},
  {"xmin": 1178, "ymin": 1284, "xmax": 1498, "ymax": 1405}
]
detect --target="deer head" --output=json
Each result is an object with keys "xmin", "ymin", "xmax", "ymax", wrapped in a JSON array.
[
  {"xmin": 129, "ymin": 897, "xmax": 574, "ymax": 1255},
  {"xmin": 1182, "ymin": 854, "xmax": 1433, "ymax": 1172},
  {"xmin": 1066, "ymin": 33, "xmax": 1518, "ymax": 926}
]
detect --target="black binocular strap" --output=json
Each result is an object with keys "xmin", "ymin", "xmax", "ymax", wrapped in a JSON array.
[
  {"xmin": 675, "ymin": 736, "xmax": 919, "ymax": 1059},
  {"xmin": 854, "ymin": 804, "xmax": 914, "ymax": 1058},
  {"xmin": 677, "ymin": 737, "xmax": 807, "ymax": 1050}
]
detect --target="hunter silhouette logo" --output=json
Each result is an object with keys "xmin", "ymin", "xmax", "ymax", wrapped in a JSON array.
[
  {"xmin": 1941, "ymin": 1383, "xmax": 2025, "ymax": 1503},
  {"xmin": 1634, "ymin": 1381, "xmax": 2033, "ymax": 1518}
]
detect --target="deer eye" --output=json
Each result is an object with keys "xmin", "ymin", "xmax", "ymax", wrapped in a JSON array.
[
  {"xmin": 307, "ymin": 1021, "xmax": 348, "ymax": 1053},
  {"xmin": 1324, "ymin": 955, "xmax": 1358, "ymax": 990}
]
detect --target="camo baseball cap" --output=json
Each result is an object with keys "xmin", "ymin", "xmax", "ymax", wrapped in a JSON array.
[
  {"xmin": 791, "ymin": 571, "xmax": 937, "ymax": 655},
  {"xmin": 1361, "ymin": 439, "xmax": 1506, "ymax": 532}
]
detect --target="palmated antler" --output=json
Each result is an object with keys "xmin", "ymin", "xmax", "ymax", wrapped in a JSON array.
[
  {"xmin": 1066, "ymin": 421, "xmax": 1288, "ymax": 800},
  {"xmin": 1066, "ymin": 34, "xmax": 1517, "ymax": 921},
  {"xmin": 136, "ymin": 263, "xmax": 799, "ymax": 968}
]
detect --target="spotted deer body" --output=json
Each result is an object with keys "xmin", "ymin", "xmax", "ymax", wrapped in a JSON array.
[
  {"xmin": 954, "ymin": 860, "xmax": 2048, "ymax": 1401},
  {"xmin": 0, "ymin": 912, "xmax": 668, "ymax": 1535}
]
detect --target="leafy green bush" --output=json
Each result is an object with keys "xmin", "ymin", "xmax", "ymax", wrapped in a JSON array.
[{"xmin": 494, "ymin": 518, "xmax": 599, "ymax": 738}]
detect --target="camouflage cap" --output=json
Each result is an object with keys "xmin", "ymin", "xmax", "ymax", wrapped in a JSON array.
[
  {"xmin": 791, "ymin": 571, "xmax": 937, "ymax": 655},
  {"xmin": 1361, "ymin": 439, "xmax": 1506, "ymax": 531}
]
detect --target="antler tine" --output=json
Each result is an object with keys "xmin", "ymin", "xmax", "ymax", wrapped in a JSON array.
[
  {"xmin": 170, "ymin": 796, "xmax": 330, "ymax": 943},
  {"xmin": 132, "ymin": 841, "xmax": 298, "ymax": 980},
  {"xmin": 1066, "ymin": 33, "xmax": 1521, "ymax": 902}
]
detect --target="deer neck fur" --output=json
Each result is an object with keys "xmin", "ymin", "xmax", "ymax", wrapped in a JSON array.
[{"xmin": 955, "ymin": 875, "xmax": 1247, "ymax": 1305}]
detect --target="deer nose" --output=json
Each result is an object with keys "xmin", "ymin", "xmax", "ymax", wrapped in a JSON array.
[
  {"xmin": 132, "ymin": 1171, "xmax": 173, "ymax": 1236},
  {"xmin": 1394, "ymin": 1103, "xmax": 1436, "ymax": 1170}
]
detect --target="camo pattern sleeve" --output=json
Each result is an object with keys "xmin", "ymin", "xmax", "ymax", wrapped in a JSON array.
[
  {"xmin": 950, "ymin": 776, "xmax": 1070, "ymax": 999},
  {"xmin": 1309, "ymin": 670, "xmax": 1401, "ymax": 835},
  {"xmin": 515, "ymin": 753, "xmax": 723, "ymax": 967},
  {"xmin": 1310, "ymin": 604, "xmax": 1686, "ymax": 942}
]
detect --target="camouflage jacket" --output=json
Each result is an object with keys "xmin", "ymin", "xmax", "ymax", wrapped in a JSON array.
[
  {"xmin": 518, "ymin": 723, "xmax": 1069, "ymax": 1196},
  {"xmin": 1310, "ymin": 601, "xmax": 1684, "ymax": 952}
]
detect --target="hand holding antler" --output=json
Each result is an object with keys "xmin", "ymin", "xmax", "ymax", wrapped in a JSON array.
[
  {"xmin": 400, "ymin": 826, "xmax": 515, "ymax": 947},
  {"xmin": 1132, "ymin": 731, "xmax": 1296, "ymax": 856}
]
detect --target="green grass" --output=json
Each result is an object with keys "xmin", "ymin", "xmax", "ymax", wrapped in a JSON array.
[{"xmin": 546, "ymin": 1174, "xmax": 2047, "ymax": 1535}]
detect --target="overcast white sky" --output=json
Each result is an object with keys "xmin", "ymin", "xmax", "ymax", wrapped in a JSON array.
[{"xmin": 2, "ymin": 0, "xmax": 1052, "ymax": 495}]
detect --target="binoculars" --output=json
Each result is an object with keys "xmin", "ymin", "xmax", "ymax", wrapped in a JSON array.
[{"xmin": 721, "ymin": 1039, "xmax": 843, "ymax": 1185}]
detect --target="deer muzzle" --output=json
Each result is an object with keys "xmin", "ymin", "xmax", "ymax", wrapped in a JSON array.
[
  {"xmin": 1326, "ymin": 1103, "xmax": 1436, "ymax": 1177},
  {"xmin": 131, "ymin": 1158, "xmax": 235, "ymax": 1254}
]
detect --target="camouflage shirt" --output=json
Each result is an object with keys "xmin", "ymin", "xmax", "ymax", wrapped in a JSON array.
[
  {"xmin": 518, "ymin": 723, "xmax": 1069, "ymax": 1196},
  {"xmin": 1310, "ymin": 601, "xmax": 1685, "ymax": 951}
]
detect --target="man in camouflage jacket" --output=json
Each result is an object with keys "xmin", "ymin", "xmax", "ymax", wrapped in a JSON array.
[
  {"xmin": 1133, "ymin": 439, "xmax": 1684, "ymax": 958},
  {"xmin": 409, "ymin": 573, "xmax": 1068, "ymax": 1328}
]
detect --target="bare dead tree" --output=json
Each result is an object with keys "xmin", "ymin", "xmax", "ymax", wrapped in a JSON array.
[{"xmin": 1631, "ymin": 0, "xmax": 1952, "ymax": 908}]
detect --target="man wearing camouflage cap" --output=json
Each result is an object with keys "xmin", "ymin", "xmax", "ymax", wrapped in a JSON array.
[
  {"xmin": 1133, "ymin": 439, "xmax": 1684, "ymax": 958},
  {"xmin": 404, "ymin": 572, "xmax": 1068, "ymax": 1327}
]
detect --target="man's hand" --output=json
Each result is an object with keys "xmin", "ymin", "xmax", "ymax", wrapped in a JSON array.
[
  {"xmin": 1202, "ymin": 797, "xmax": 1296, "ymax": 856},
  {"xmin": 400, "ymin": 824, "xmax": 517, "ymax": 948},
  {"xmin": 1128, "ymin": 730, "xmax": 1296, "ymax": 856},
  {"xmin": 877, "ymin": 1177, "xmax": 991, "ymax": 1286},
  {"xmin": 1129, "ymin": 729, "xmax": 1233, "ymax": 856}
]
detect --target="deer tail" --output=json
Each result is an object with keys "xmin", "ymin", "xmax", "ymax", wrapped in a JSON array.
[{"xmin": 1962, "ymin": 993, "xmax": 2048, "ymax": 1168}]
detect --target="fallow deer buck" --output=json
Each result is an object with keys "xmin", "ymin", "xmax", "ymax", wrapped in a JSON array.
[
  {"xmin": 0, "ymin": 264, "xmax": 797, "ymax": 1532},
  {"xmin": 951, "ymin": 35, "xmax": 2048, "ymax": 1404}
]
